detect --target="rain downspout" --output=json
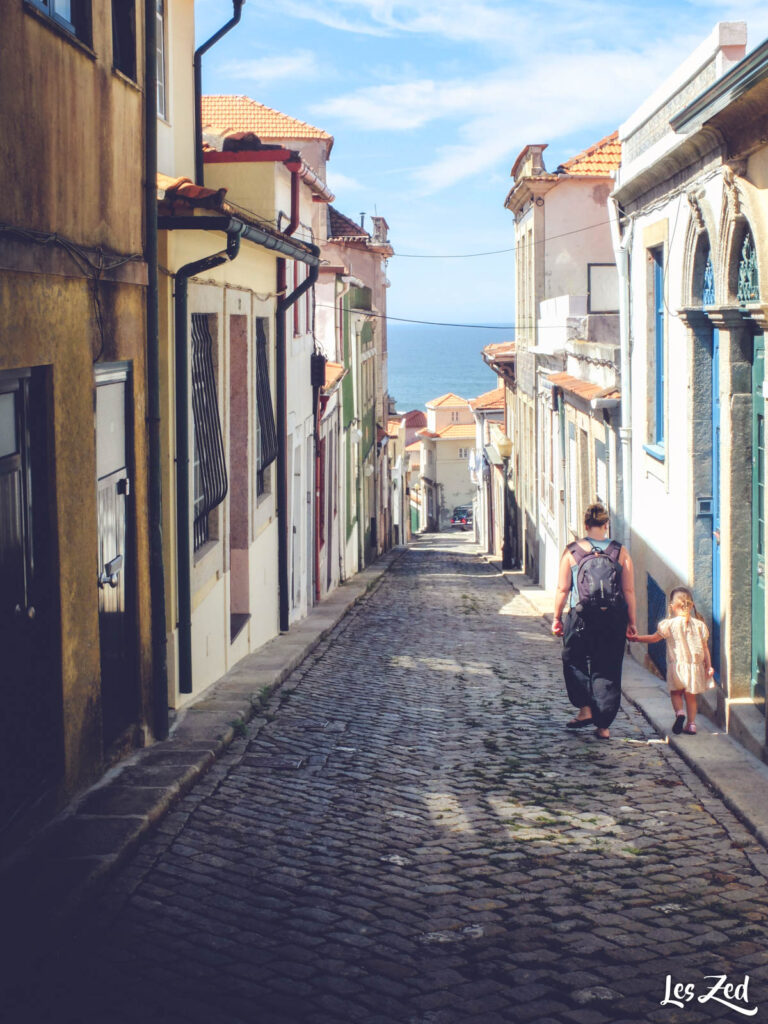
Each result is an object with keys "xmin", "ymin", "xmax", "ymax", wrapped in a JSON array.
[
  {"xmin": 144, "ymin": 0, "xmax": 168, "ymax": 738},
  {"xmin": 194, "ymin": 0, "xmax": 245, "ymax": 186},
  {"xmin": 175, "ymin": 229, "xmax": 241, "ymax": 693},
  {"xmin": 609, "ymin": 196, "xmax": 633, "ymax": 544},
  {"xmin": 276, "ymin": 240, "xmax": 321, "ymax": 633}
]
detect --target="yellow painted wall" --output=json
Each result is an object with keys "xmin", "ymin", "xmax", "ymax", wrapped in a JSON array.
[{"xmin": 0, "ymin": 4, "xmax": 153, "ymax": 804}]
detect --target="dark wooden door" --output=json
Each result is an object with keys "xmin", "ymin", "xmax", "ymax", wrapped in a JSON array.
[
  {"xmin": 0, "ymin": 369, "xmax": 59, "ymax": 830},
  {"xmin": 95, "ymin": 368, "xmax": 135, "ymax": 747}
]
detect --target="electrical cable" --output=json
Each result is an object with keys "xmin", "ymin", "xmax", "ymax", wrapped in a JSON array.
[
  {"xmin": 314, "ymin": 304, "xmax": 513, "ymax": 329},
  {"xmin": 392, "ymin": 217, "xmax": 613, "ymax": 259}
]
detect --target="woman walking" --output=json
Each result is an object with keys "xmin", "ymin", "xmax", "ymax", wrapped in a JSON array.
[{"xmin": 552, "ymin": 503, "xmax": 637, "ymax": 739}]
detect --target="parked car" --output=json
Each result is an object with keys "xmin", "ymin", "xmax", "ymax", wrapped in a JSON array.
[{"xmin": 451, "ymin": 505, "xmax": 473, "ymax": 530}]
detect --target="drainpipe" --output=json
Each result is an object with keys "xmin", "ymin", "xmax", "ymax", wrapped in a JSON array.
[
  {"xmin": 144, "ymin": 0, "xmax": 168, "ymax": 738},
  {"xmin": 174, "ymin": 228, "xmax": 241, "ymax": 693},
  {"xmin": 194, "ymin": 0, "xmax": 245, "ymax": 186},
  {"xmin": 276, "ymin": 243, "xmax": 321, "ymax": 633},
  {"xmin": 609, "ymin": 196, "xmax": 633, "ymax": 544}
]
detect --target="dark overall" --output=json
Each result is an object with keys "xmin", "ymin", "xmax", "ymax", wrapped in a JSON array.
[{"xmin": 561, "ymin": 541, "xmax": 628, "ymax": 729}]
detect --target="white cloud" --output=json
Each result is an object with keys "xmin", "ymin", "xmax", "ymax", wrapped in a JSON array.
[
  {"xmin": 219, "ymin": 51, "xmax": 322, "ymax": 85},
  {"xmin": 326, "ymin": 171, "xmax": 365, "ymax": 193}
]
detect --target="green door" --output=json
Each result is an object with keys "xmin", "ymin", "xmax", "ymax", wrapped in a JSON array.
[{"xmin": 752, "ymin": 334, "xmax": 766, "ymax": 703}]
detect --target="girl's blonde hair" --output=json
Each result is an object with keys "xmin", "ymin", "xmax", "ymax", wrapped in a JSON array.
[{"xmin": 668, "ymin": 586, "xmax": 703, "ymax": 623}]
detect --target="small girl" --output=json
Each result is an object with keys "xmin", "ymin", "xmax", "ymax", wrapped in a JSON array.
[{"xmin": 631, "ymin": 586, "xmax": 714, "ymax": 735}]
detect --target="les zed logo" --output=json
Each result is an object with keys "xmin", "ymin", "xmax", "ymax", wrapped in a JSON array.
[{"xmin": 661, "ymin": 975, "xmax": 757, "ymax": 1016}]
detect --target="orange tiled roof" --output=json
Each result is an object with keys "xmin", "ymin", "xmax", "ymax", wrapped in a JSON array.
[
  {"xmin": 405, "ymin": 440, "xmax": 421, "ymax": 452},
  {"xmin": 416, "ymin": 429, "xmax": 440, "ymax": 439},
  {"xmin": 157, "ymin": 172, "xmax": 227, "ymax": 209},
  {"xmin": 435, "ymin": 423, "xmax": 476, "ymax": 440},
  {"xmin": 547, "ymin": 372, "xmax": 620, "ymax": 403},
  {"xmin": 323, "ymin": 361, "xmax": 345, "ymax": 391},
  {"xmin": 202, "ymin": 96, "xmax": 333, "ymax": 154},
  {"xmin": 426, "ymin": 392, "xmax": 467, "ymax": 409},
  {"xmin": 560, "ymin": 131, "xmax": 621, "ymax": 177},
  {"xmin": 403, "ymin": 410, "xmax": 427, "ymax": 427},
  {"xmin": 470, "ymin": 387, "xmax": 505, "ymax": 411},
  {"xmin": 483, "ymin": 341, "xmax": 515, "ymax": 359}
]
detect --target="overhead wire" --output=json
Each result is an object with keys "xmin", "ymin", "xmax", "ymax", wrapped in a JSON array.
[{"xmin": 392, "ymin": 216, "xmax": 613, "ymax": 258}]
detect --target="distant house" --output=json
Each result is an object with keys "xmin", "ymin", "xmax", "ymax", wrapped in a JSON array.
[
  {"xmin": 317, "ymin": 207, "xmax": 393, "ymax": 572},
  {"xmin": 468, "ymin": 386, "xmax": 506, "ymax": 553},
  {"xmin": 417, "ymin": 393, "xmax": 476, "ymax": 530}
]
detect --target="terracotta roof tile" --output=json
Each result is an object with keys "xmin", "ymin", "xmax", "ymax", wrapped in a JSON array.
[
  {"xmin": 328, "ymin": 206, "xmax": 369, "ymax": 240},
  {"xmin": 403, "ymin": 410, "xmax": 427, "ymax": 427},
  {"xmin": 323, "ymin": 361, "xmax": 345, "ymax": 391},
  {"xmin": 157, "ymin": 173, "xmax": 227, "ymax": 209},
  {"xmin": 202, "ymin": 96, "xmax": 333, "ymax": 155},
  {"xmin": 405, "ymin": 441, "xmax": 421, "ymax": 452},
  {"xmin": 435, "ymin": 424, "xmax": 476, "ymax": 440},
  {"xmin": 426, "ymin": 392, "xmax": 467, "ymax": 408},
  {"xmin": 470, "ymin": 387, "xmax": 505, "ymax": 411},
  {"xmin": 547, "ymin": 371, "xmax": 620, "ymax": 403},
  {"xmin": 416, "ymin": 429, "xmax": 440, "ymax": 439},
  {"xmin": 559, "ymin": 131, "xmax": 621, "ymax": 177},
  {"xmin": 482, "ymin": 341, "xmax": 515, "ymax": 359}
]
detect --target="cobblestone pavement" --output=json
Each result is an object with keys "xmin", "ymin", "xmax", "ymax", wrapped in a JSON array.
[{"xmin": 7, "ymin": 534, "xmax": 768, "ymax": 1024}]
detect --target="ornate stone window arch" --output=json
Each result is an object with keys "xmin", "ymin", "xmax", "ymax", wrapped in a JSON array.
[{"xmin": 681, "ymin": 191, "xmax": 716, "ymax": 308}]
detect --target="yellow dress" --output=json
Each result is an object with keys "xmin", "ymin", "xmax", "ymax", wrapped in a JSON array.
[{"xmin": 656, "ymin": 616, "xmax": 713, "ymax": 694}]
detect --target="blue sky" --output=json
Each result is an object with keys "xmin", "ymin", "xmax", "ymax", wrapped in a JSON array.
[{"xmin": 198, "ymin": 1, "xmax": 768, "ymax": 324}]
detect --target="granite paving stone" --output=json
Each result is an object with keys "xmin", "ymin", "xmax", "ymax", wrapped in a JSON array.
[{"xmin": 4, "ymin": 534, "xmax": 768, "ymax": 1023}]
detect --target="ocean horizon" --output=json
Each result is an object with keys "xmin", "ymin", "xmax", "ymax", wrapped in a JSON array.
[{"xmin": 386, "ymin": 322, "xmax": 513, "ymax": 414}]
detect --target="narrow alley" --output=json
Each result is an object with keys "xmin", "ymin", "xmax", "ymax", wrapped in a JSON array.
[{"xmin": 6, "ymin": 536, "xmax": 768, "ymax": 1024}]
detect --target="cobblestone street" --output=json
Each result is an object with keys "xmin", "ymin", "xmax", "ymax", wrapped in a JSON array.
[{"xmin": 8, "ymin": 534, "xmax": 768, "ymax": 1024}]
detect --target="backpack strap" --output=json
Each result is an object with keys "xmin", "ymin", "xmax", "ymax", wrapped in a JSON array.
[
  {"xmin": 567, "ymin": 540, "xmax": 590, "ymax": 565},
  {"xmin": 568, "ymin": 538, "xmax": 623, "ymax": 564},
  {"xmin": 604, "ymin": 539, "xmax": 622, "ymax": 563}
]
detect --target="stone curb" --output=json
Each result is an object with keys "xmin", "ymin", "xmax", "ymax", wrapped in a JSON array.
[
  {"xmin": 0, "ymin": 547, "xmax": 405, "ymax": 962},
  {"xmin": 486, "ymin": 553, "xmax": 768, "ymax": 854}
]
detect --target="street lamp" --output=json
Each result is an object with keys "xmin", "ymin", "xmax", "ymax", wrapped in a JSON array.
[{"xmin": 496, "ymin": 435, "xmax": 513, "ymax": 570}]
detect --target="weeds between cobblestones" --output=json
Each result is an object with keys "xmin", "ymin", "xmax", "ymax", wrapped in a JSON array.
[{"xmin": 4, "ymin": 534, "xmax": 768, "ymax": 1023}]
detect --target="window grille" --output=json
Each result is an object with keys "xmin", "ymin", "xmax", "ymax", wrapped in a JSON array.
[
  {"xmin": 737, "ymin": 231, "xmax": 759, "ymax": 304},
  {"xmin": 255, "ymin": 319, "xmax": 278, "ymax": 496},
  {"xmin": 191, "ymin": 314, "xmax": 227, "ymax": 549}
]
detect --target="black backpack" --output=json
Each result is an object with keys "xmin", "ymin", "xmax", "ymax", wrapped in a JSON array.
[{"xmin": 568, "ymin": 539, "xmax": 624, "ymax": 612}]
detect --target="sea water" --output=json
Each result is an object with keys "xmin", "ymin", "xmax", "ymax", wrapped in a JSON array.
[{"xmin": 386, "ymin": 322, "xmax": 511, "ymax": 414}]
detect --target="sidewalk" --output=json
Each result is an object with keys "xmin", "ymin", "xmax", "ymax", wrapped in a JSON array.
[
  {"xmin": 487, "ymin": 555, "xmax": 768, "ymax": 850},
  {"xmin": 0, "ymin": 549, "xmax": 404, "ymax": 962}
]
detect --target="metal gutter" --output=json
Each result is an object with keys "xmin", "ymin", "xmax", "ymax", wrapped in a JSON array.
[
  {"xmin": 144, "ymin": 0, "xmax": 168, "ymax": 738},
  {"xmin": 194, "ymin": 1, "xmax": 244, "ymax": 186},
  {"xmin": 158, "ymin": 215, "xmax": 319, "ymax": 266},
  {"xmin": 276, "ymin": 243, "xmax": 321, "ymax": 632}
]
